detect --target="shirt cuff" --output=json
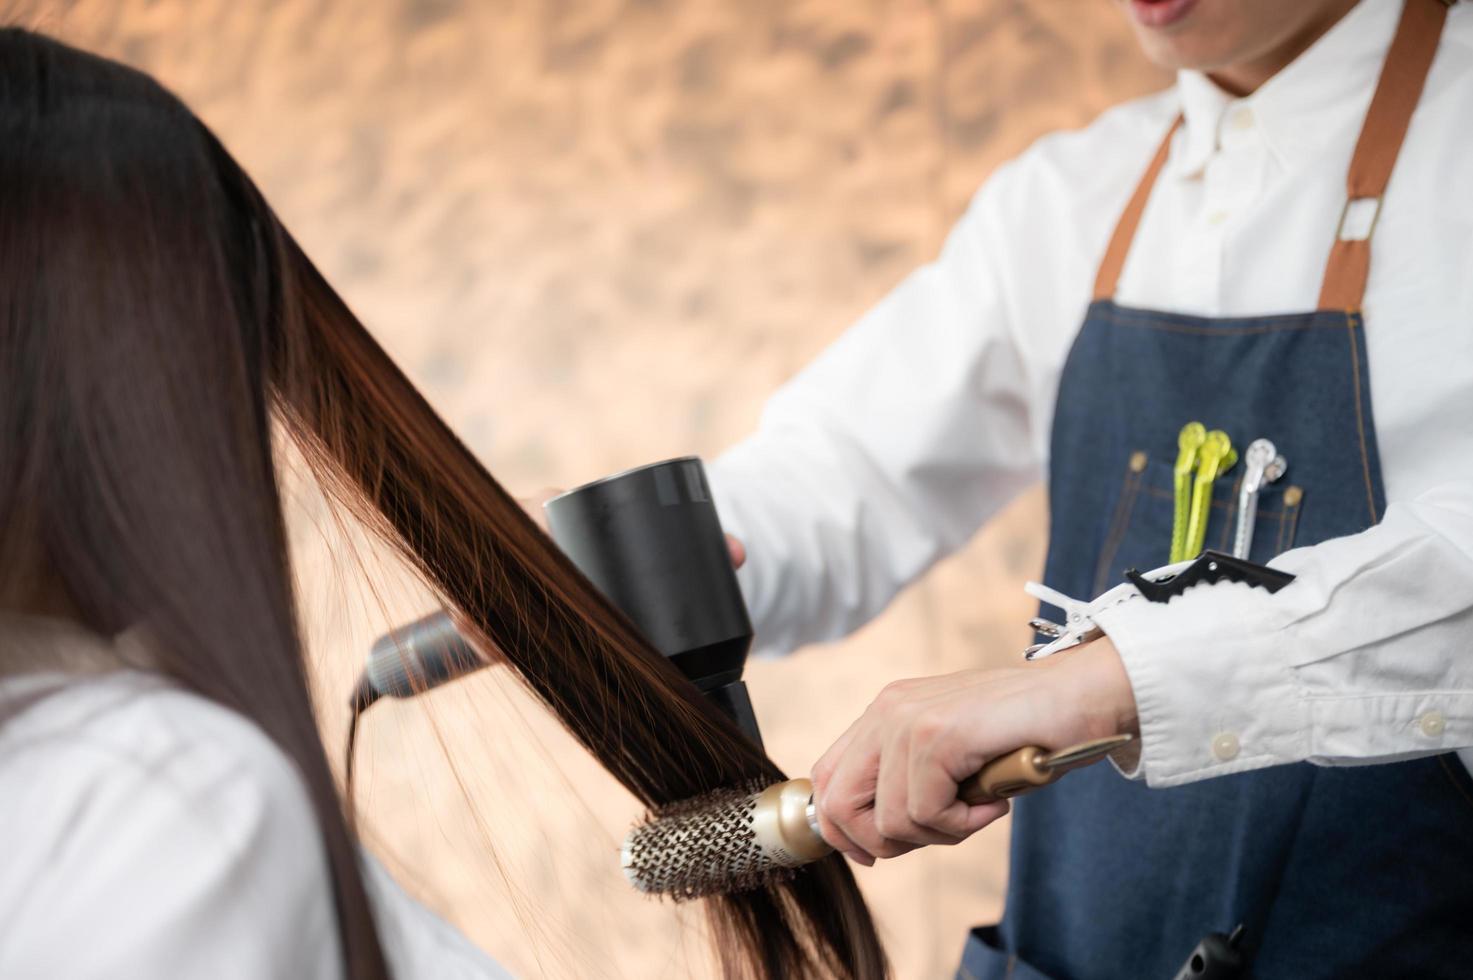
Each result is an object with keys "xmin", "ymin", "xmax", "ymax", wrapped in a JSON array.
[{"xmin": 1091, "ymin": 581, "xmax": 1311, "ymax": 787}]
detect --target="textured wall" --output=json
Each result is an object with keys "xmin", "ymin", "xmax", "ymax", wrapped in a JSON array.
[{"xmin": 4, "ymin": 1, "xmax": 1167, "ymax": 976}]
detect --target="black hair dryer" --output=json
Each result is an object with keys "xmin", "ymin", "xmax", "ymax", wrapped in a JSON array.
[
  {"xmin": 354, "ymin": 457, "xmax": 764, "ymax": 747},
  {"xmin": 544, "ymin": 456, "xmax": 762, "ymax": 747}
]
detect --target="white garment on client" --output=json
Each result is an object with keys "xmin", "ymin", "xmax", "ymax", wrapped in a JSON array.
[{"xmin": 0, "ymin": 615, "xmax": 512, "ymax": 980}]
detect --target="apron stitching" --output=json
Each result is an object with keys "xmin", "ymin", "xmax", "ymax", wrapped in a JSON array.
[
  {"xmin": 1143, "ymin": 484, "xmax": 1233, "ymax": 512},
  {"xmin": 1100, "ymin": 309, "xmax": 1342, "ymax": 336},
  {"xmin": 1098, "ymin": 302, "xmax": 1333, "ymax": 328},
  {"xmin": 1092, "ymin": 457, "xmax": 1146, "ymax": 595},
  {"xmin": 1436, "ymin": 755, "xmax": 1473, "ymax": 816},
  {"xmin": 1282, "ymin": 495, "xmax": 1302, "ymax": 552},
  {"xmin": 1343, "ymin": 310, "xmax": 1380, "ymax": 524}
]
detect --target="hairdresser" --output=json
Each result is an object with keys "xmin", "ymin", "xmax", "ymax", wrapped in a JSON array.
[{"xmin": 701, "ymin": 1, "xmax": 1473, "ymax": 977}]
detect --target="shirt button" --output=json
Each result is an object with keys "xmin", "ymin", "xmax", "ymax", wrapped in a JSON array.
[
  {"xmin": 1212, "ymin": 733, "xmax": 1240, "ymax": 761},
  {"xmin": 1419, "ymin": 711, "xmax": 1446, "ymax": 737},
  {"xmin": 1231, "ymin": 107, "xmax": 1254, "ymax": 131},
  {"xmin": 1207, "ymin": 210, "xmax": 1229, "ymax": 226}
]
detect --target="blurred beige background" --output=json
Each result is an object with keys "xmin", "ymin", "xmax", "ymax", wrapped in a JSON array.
[{"xmin": 4, "ymin": 1, "xmax": 1167, "ymax": 976}]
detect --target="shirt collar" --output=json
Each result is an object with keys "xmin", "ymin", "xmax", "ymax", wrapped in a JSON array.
[{"xmin": 1169, "ymin": 0, "xmax": 1403, "ymax": 179}]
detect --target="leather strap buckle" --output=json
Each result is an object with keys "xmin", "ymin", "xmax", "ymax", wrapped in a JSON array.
[{"xmin": 1335, "ymin": 195, "xmax": 1383, "ymax": 242}]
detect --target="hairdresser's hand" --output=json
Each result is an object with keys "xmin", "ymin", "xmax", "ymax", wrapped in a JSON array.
[
  {"xmin": 810, "ymin": 638, "xmax": 1137, "ymax": 865},
  {"xmin": 726, "ymin": 534, "xmax": 745, "ymax": 569}
]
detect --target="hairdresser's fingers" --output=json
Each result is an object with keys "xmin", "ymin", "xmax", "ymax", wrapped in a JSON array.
[
  {"xmin": 813, "ymin": 722, "xmax": 889, "ymax": 862},
  {"xmin": 838, "ymin": 809, "xmax": 924, "ymax": 861},
  {"xmin": 813, "ymin": 675, "xmax": 931, "ymax": 797},
  {"xmin": 726, "ymin": 534, "xmax": 745, "ymax": 569},
  {"xmin": 918, "ymin": 796, "xmax": 1009, "ymax": 843},
  {"xmin": 821, "ymin": 728, "xmax": 927, "ymax": 859},
  {"xmin": 810, "ymin": 728, "xmax": 855, "ymax": 798},
  {"xmin": 907, "ymin": 738, "xmax": 1010, "ymax": 840},
  {"xmin": 813, "ymin": 678, "xmax": 936, "ymax": 860},
  {"xmin": 810, "ymin": 799, "xmax": 874, "ymax": 867},
  {"xmin": 814, "ymin": 773, "xmax": 882, "ymax": 864},
  {"xmin": 809, "ymin": 718, "xmax": 875, "ymax": 864},
  {"xmin": 516, "ymin": 487, "xmax": 563, "ymax": 533},
  {"xmin": 901, "ymin": 696, "xmax": 1003, "ymax": 839},
  {"xmin": 870, "ymin": 726, "xmax": 965, "ymax": 849},
  {"xmin": 811, "ymin": 703, "xmax": 877, "ymax": 798}
]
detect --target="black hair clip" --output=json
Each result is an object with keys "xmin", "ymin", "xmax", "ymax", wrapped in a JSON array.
[{"xmin": 1126, "ymin": 550, "xmax": 1295, "ymax": 605}]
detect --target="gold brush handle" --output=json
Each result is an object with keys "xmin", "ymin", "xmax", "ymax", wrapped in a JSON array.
[
  {"xmin": 957, "ymin": 747, "xmax": 1057, "ymax": 805},
  {"xmin": 956, "ymin": 734, "xmax": 1134, "ymax": 806}
]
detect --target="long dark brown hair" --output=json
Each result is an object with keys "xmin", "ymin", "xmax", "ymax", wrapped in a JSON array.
[{"xmin": 0, "ymin": 28, "xmax": 885, "ymax": 980}]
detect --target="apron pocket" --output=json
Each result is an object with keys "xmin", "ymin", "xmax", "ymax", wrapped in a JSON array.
[
  {"xmin": 955, "ymin": 926, "xmax": 1055, "ymax": 980},
  {"xmin": 1093, "ymin": 452, "xmax": 1304, "ymax": 595}
]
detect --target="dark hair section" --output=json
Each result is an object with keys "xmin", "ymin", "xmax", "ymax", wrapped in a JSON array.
[{"xmin": 0, "ymin": 28, "xmax": 886, "ymax": 980}]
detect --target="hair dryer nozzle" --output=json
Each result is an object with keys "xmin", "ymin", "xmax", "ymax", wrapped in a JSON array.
[{"xmin": 352, "ymin": 611, "xmax": 486, "ymax": 710}]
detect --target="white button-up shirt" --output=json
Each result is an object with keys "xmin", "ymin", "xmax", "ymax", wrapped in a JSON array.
[{"xmin": 709, "ymin": 0, "xmax": 1473, "ymax": 785}]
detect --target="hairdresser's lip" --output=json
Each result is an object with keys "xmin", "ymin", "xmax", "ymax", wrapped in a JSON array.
[{"xmin": 1128, "ymin": 0, "xmax": 1199, "ymax": 29}]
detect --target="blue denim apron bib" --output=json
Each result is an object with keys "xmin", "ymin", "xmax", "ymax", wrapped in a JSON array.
[{"xmin": 958, "ymin": 3, "xmax": 1473, "ymax": 978}]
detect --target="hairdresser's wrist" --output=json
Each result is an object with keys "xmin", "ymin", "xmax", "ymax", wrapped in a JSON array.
[{"xmin": 1044, "ymin": 635, "xmax": 1140, "ymax": 743}]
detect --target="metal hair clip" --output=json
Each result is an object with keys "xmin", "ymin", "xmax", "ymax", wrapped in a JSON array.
[{"xmin": 1021, "ymin": 551, "xmax": 1296, "ymax": 661}]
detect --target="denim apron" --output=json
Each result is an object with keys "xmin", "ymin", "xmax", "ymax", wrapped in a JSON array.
[{"xmin": 957, "ymin": 3, "xmax": 1473, "ymax": 978}]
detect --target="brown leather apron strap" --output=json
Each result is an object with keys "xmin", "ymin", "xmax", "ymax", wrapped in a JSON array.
[
  {"xmin": 1319, "ymin": 0, "xmax": 1450, "ymax": 311},
  {"xmin": 1093, "ymin": 0, "xmax": 1451, "ymax": 310},
  {"xmin": 1091, "ymin": 116, "xmax": 1182, "ymax": 301}
]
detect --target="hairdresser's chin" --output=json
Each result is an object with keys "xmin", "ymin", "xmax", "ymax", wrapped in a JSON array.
[{"xmin": 1116, "ymin": 0, "xmax": 1358, "ymax": 93}]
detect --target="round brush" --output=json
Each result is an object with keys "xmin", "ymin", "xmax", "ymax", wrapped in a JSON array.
[{"xmin": 621, "ymin": 734, "xmax": 1132, "ymax": 899}]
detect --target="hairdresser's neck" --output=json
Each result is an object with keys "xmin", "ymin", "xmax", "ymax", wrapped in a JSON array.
[{"xmin": 1205, "ymin": 0, "xmax": 1358, "ymax": 96}]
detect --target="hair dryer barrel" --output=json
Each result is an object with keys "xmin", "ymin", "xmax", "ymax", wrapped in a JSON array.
[
  {"xmin": 544, "ymin": 457, "xmax": 760, "ymax": 742},
  {"xmin": 354, "ymin": 458, "xmax": 763, "ymax": 743}
]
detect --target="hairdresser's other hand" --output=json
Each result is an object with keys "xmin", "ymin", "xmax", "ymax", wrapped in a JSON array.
[{"xmin": 809, "ymin": 638, "xmax": 1138, "ymax": 865}]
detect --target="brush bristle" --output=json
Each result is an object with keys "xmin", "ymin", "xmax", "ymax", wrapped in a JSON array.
[{"xmin": 622, "ymin": 779, "xmax": 797, "ymax": 900}]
